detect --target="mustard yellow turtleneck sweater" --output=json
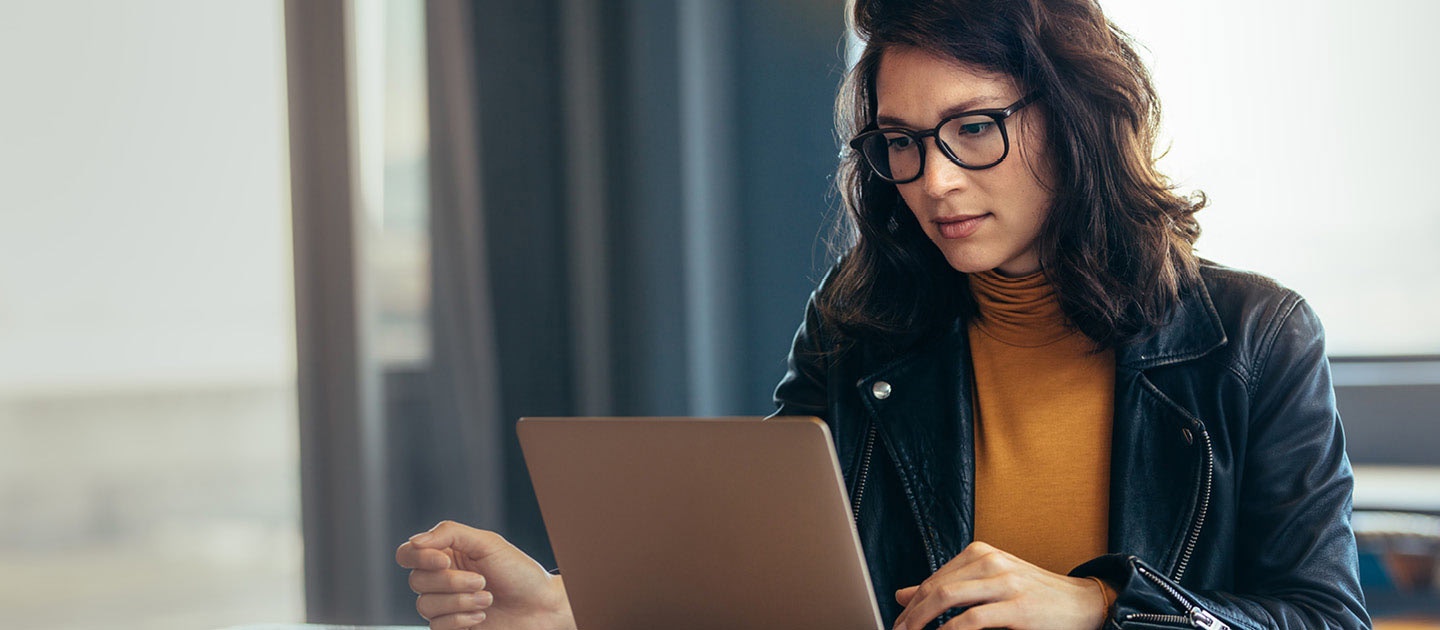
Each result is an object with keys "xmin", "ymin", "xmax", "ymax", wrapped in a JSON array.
[{"xmin": 968, "ymin": 269, "xmax": 1115, "ymax": 574}]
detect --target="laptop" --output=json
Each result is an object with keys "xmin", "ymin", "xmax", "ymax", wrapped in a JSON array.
[{"xmin": 517, "ymin": 416, "xmax": 885, "ymax": 630}]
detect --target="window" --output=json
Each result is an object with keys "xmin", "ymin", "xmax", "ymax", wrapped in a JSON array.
[
  {"xmin": 0, "ymin": 2, "xmax": 301, "ymax": 628},
  {"xmin": 1102, "ymin": 0, "xmax": 1440, "ymax": 356}
]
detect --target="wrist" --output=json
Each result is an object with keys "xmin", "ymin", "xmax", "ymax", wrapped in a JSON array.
[
  {"xmin": 545, "ymin": 574, "xmax": 577, "ymax": 630},
  {"xmin": 1086, "ymin": 576, "xmax": 1115, "ymax": 627}
]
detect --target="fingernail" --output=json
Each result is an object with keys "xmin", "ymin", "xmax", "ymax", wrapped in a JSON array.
[
  {"xmin": 408, "ymin": 532, "xmax": 433, "ymax": 545},
  {"xmin": 466, "ymin": 577, "xmax": 486, "ymax": 591},
  {"xmin": 468, "ymin": 611, "xmax": 487, "ymax": 623},
  {"xmin": 475, "ymin": 591, "xmax": 494, "ymax": 607}
]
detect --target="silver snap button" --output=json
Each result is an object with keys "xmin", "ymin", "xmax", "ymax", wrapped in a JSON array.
[
  {"xmin": 871, "ymin": 381, "xmax": 892, "ymax": 400},
  {"xmin": 1181, "ymin": 428, "xmax": 1194, "ymax": 444}
]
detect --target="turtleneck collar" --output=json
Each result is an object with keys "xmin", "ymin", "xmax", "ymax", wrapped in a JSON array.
[{"xmin": 968, "ymin": 269, "xmax": 1075, "ymax": 347}]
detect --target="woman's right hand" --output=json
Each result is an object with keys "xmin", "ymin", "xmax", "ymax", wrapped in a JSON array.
[{"xmin": 396, "ymin": 520, "xmax": 575, "ymax": 630}]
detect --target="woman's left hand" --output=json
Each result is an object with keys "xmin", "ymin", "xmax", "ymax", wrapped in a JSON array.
[{"xmin": 892, "ymin": 541, "xmax": 1108, "ymax": 630}]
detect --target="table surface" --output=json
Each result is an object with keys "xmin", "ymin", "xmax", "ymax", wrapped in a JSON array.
[{"xmin": 220, "ymin": 626, "xmax": 424, "ymax": 630}]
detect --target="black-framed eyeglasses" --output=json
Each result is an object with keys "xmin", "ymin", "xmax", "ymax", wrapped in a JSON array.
[{"xmin": 848, "ymin": 92, "xmax": 1042, "ymax": 184}]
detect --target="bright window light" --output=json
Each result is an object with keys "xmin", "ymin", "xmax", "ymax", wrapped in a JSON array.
[{"xmin": 1102, "ymin": 0, "xmax": 1440, "ymax": 356}]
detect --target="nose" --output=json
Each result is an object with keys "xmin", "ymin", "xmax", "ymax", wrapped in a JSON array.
[{"xmin": 915, "ymin": 137, "xmax": 970, "ymax": 199}]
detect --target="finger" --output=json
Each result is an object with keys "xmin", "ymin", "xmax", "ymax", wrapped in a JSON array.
[
  {"xmin": 939, "ymin": 601, "xmax": 1017, "ymax": 630},
  {"xmin": 894, "ymin": 545, "xmax": 1020, "ymax": 629},
  {"xmin": 409, "ymin": 569, "xmax": 486, "ymax": 594},
  {"xmin": 894, "ymin": 577, "xmax": 1008, "ymax": 630},
  {"xmin": 427, "ymin": 610, "xmax": 486, "ymax": 630},
  {"xmin": 939, "ymin": 540, "xmax": 998, "ymax": 571},
  {"xmin": 397, "ymin": 544, "xmax": 454, "ymax": 570},
  {"xmin": 416, "ymin": 591, "xmax": 493, "ymax": 620},
  {"xmin": 928, "ymin": 543, "xmax": 1017, "ymax": 588},
  {"xmin": 895, "ymin": 585, "xmax": 918, "ymax": 606}
]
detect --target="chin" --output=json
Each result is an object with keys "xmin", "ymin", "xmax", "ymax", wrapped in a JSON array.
[
  {"xmin": 930, "ymin": 239, "xmax": 1038, "ymax": 277},
  {"xmin": 933, "ymin": 246, "xmax": 997, "ymax": 275}
]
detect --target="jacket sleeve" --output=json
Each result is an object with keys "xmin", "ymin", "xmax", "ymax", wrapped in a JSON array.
[
  {"xmin": 1073, "ymin": 298, "xmax": 1371, "ymax": 629},
  {"xmin": 770, "ymin": 287, "xmax": 831, "ymax": 419}
]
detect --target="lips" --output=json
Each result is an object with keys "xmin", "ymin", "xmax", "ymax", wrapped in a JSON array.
[{"xmin": 935, "ymin": 213, "xmax": 990, "ymax": 239}]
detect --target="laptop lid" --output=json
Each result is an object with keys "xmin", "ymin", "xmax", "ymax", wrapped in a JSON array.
[{"xmin": 517, "ymin": 416, "xmax": 884, "ymax": 630}]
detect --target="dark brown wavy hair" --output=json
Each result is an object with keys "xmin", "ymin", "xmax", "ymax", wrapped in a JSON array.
[{"xmin": 818, "ymin": 0, "xmax": 1205, "ymax": 352}]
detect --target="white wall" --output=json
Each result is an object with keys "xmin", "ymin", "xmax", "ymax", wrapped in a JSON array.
[
  {"xmin": 0, "ymin": 0, "xmax": 293, "ymax": 393},
  {"xmin": 1101, "ymin": 0, "xmax": 1440, "ymax": 355},
  {"xmin": 0, "ymin": 4, "xmax": 302, "ymax": 628}
]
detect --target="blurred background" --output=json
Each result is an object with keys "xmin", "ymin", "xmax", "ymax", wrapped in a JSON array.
[{"xmin": 0, "ymin": 1, "xmax": 1435, "ymax": 629}]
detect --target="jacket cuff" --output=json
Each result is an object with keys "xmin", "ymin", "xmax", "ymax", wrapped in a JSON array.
[{"xmin": 1070, "ymin": 554, "xmax": 1236, "ymax": 630}]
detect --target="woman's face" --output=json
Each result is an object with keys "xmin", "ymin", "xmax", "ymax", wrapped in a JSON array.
[{"xmin": 874, "ymin": 46, "xmax": 1055, "ymax": 277}]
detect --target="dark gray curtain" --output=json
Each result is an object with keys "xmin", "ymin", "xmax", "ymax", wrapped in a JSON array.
[{"xmin": 377, "ymin": 0, "xmax": 846, "ymax": 623}]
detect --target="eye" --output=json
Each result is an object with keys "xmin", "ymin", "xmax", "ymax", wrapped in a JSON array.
[
  {"xmin": 956, "ymin": 121, "xmax": 994, "ymax": 136},
  {"xmin": 886, "ymin": 135, "xmax": 915, "ymax": 150}
]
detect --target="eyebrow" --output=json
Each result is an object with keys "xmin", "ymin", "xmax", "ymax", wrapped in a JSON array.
[{"xmin": 875, "ymin": 96, "xmax": 1009, "ymax": 128}]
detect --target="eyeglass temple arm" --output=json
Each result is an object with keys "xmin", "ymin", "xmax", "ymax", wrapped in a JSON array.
[{"xmin": 1003, "ymin": 91, "xmax": 1043, "ymax": 116}]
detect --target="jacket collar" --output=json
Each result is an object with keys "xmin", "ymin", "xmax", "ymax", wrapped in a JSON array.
[
  {"xmin": 859, "ymin": 270, "xmax": 1229, "ymax": 384},
  {"xmin": 1115, "ymin": 274, "xmax": 1228, "ymax": 370}
]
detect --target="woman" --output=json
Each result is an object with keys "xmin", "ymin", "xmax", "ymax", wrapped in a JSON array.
[{"xmin": 396, "ymin": 0, "xmax": 1370, "ymax": 628}]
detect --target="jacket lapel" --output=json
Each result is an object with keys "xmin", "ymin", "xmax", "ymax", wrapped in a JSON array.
[
  {"xmin": 1109, "ymin": 276, "xmax": 1228, "ymax": 574},
  {"xmin": 857, "ymin": 319, "xmax": 975, "ymax": 571}
]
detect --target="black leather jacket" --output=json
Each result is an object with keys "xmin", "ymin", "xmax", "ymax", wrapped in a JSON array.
[{"xmin": 773, "ymin": 262, "xmax": 1371, "ymax": 629}]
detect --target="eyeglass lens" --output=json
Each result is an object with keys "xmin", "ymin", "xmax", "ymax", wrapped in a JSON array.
[{"xmin": 859, "ymin": 114, "xmax": 1006, "ymax": 181}]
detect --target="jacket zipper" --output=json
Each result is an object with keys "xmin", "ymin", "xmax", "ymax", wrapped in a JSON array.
[
  {"xmin": 851, "ymin": 424, "xmax": 877, "ymax": 523},
  {"xmin": 1125, "ymin": 613, "xmax": 1192, "ymax": 626},
  {"xmin": 1124, "ymin": 612, "xmax": 1228, "ymax": 629},
  {"xmin": 1173, "ymin": 423, "xmax": 1215, "ymax": 582},
  {"xmin": 850, "ymin": 423, "xmax": 940, "ymax": 571},
  {"xmin": 1131, "ymin": 564, "xmax": 1231, "ymax": 629}
]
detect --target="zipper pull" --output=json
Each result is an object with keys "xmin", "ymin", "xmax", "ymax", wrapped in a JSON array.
[{"xmin": 1189, "ymin": 607, "xmax": 1231, "ymax": 630}]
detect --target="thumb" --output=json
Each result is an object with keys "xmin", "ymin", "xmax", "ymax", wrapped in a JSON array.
[{"xmin": 409, "ymin": 521, "xmax": 508, "ymax": 559}]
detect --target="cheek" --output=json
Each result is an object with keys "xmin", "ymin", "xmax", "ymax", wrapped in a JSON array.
[
  {"xmin": 894, "ymin": 185, "xmax": 927, "ymax": 219},
  {"xmin": 893, "ymin": 186, "xmax": 939, "ymax": 236},
  {"xmin": 1013, "ymin": 122, "xmax": 1057, "ymax": 194},
  {"xmin": 1000, "ymin": 142, "xmax": 1056, "ymax": 220}
]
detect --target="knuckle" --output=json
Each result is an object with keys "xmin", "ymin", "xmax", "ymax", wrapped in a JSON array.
[
  {"xmin": 956, "ymin": 606, "xmax": 990, "ymax": 627},
  {"xmin": 450, "ymin": 573, "xmax": 474, "ymax": 591},
  {"xmin": 939, "ymin": 618, "xmax": 968, "ymax": 630},
  {"xmin": 914, "ymin": 583, "xmax": 934, "ymax": 600},
  {"xmin": 937, "ymin": 581, "xmax": 962, "ymax": 601},
  {"xmin": 1001, "ymin": 572, "xmax": 1023, "ymax": 590},
  {"xmin": 436, "ymin": 611, "xmax": 483, "ymax": 630},
  {"xmin": 1014, "ymin": 596, "xmax": 1037, "ymax": 620},
  {"xmin": 415, "ymin": 593, "xmax": 454, "ymax": 620}
]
